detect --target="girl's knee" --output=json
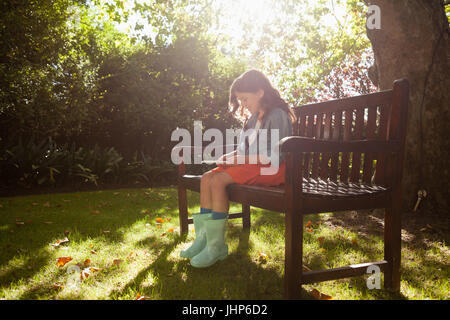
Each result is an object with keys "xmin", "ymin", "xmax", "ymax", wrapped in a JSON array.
[
  {"xmin": 211, "ymin": 172, "xmax": 233, "ymax": 188},
  {"xmin": 201, "ymin": 171, "xmax": 216, "ymax": 185}
]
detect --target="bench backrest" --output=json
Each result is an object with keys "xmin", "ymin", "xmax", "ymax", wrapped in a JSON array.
[{"xmin": 291, "ymin": 79, "xmax": 409, "ymax": 187}]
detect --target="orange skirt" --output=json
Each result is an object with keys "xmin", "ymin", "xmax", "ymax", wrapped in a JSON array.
[{"xmin": 210, "ymin": 160, "xmax": 286, "ymax": 186}]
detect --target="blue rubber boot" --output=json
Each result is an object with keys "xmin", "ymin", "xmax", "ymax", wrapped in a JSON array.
[
  {"xmin": 190, "ymin": 218, "xmax": 228, "ymax": 268},
  {"xmin": 180, "ymin": 213, "xmax": 212, "ymax": 258}
]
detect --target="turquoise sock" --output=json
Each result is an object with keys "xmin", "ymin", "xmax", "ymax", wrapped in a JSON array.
[
  {"xmin": 211, "ymin": 211, "xmax": 228, "ymax": 220},
  {"xmin": 200, "ymin": 207, "xmax": 212, "ymax": 214}
]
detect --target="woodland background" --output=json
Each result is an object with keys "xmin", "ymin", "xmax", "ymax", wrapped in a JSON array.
[{"xmin": 1, "ymin": 0, "xmax": 449, "ymax": 214}]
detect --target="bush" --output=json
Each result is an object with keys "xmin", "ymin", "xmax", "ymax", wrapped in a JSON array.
[{"xmin": 0, "ymin": 137, "xmax": 175, "ymax": 189}]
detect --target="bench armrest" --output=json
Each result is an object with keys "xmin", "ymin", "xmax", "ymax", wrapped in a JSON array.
[{"xmin": 280, "ymin": 136, "xmax": 400, "ymax": 153}]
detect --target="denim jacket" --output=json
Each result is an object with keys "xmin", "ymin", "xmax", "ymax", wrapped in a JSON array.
[{"xmin": 236, "ymin": 107, "xmax": 293, "ymax": 163}]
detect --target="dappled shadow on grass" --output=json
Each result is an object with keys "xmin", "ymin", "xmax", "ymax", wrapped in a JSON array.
[
  {"xmin": 302, "ymin": 209, "xmax": 448, "ymax": 299},
  {"xmin": 0, "ymin": 187, "xmax": 182, "ymax": 298},
  {"xmin": 0, "ymin": 251, "xmax": 52, "ymax": 290},
  {"xmin": 0, "ymin": 217, "xmax": 132, "ymax": 292},
  {"xmin": 3, "ymin": 186, "xmax": 446, "ymax": 300},
  {"xmin": 107, "ymin": 224, "xmax": 287, "ymax": 300}
]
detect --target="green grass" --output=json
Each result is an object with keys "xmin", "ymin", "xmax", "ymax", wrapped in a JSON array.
[{"xmin": 0, "ymin": 187, "xmax": 448, "ymax": 300}]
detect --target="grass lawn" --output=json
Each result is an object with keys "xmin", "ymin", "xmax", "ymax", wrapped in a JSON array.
[{"xmin": 0, "ymin": 186, "xmax": 448, "ymax": 300}]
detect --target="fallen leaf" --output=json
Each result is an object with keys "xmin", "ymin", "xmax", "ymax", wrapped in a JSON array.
[
  {"xmin": 165, "ymin": 217, "xmax": 172, "ymax": 222},
  {"xmin": 167, "ymin": 228, "xmax": 174, "ymax": 233},
  {"xmin": 160, "ymin": 232, "xmax": 167, "ymax": 237},
  {"xmin": 318, "ymin": 237, "xmax": 325, "ymax": 245},
  {"xmin": 80, "ymin": 268, "xmax": 91, "ymax": 280},
  {"xmin": 15, "ymin": 221, "xmax": 25, "ymax": 226},
  {"xmin": 25, "ymin": 219, "xmax": 32, "ymax": 224},
  {"xmin": 80, "ymin": 267, "xmax": 102, "ymax": 281},
  {"xmin": 90, "ymin": 267, "xmax": 102, "ymax": 272},
  {"xmin": 155, "ymin": 217, "xmax": 164, "ymax": 223},
  {"xmin": 84, "ymin": 259, "xmax": 91, "ymax": 267},
  {"xmin": 43, "ymin": 202, "xmax": 50, "ymax": 207},
  {"xmin": 305, "ymin": 221, "xmax": 312, "ymax": 228},
  {"xmin": 114, "ymin": 192, "xmax": 119, "ymax": 195},
  {"xmin": 320, "ymin": 292, "xmax": 333, "ymax": 300},
  {"xmin": 140, "ymin": 209, "xmax": 150, "ymax": 214},
  {"xmin": 102, "ymin": 230, "xmax": 110, "ymax": 234},
  {"xmin": 53, "ymin": 237, "xmax": 69, "ymax": 247},
  {"xmin": 136, "ymin": 293, "xmax": 147, "ymax": 300},
  {"xmin": 63, "ymin": 199, "xmax": 71, "ymax": 202},
  {"xmin": 43, "ymin": 221, "xmax": 53, "ymax": 225},
  {"xmin": 306, "ymin": 228, "xmax": 313, "ymax": 232},
  {"xmin": 127, "ymin": 252, "xmax": 137, "ymax": 260},
  {"xmin": 92, "ymin": 210, "xmax": 100, "ymax": 215},
  {"xmin": 52, "ymin": 282, "xmax": 64, "ymax": 290},
  {"xmin": 310, "ymin": 288, "xmax": 333, "ymax": 300},
  {"xmin": 258, "ymin": 252, "xmax": 269, "ymax": 263},
  {"xmin": 90, "ymin": 250, "xmax": 97, "ymax": 255},
  {"xmin": 310, "ymin": 288, "xmax": 321, "ymax": 299},
  {"xmin": 351, "ymin": 239, "xmax": 359, "ymax": 245},
  {"xmin": 32, "ymin": 203, "xmax": 39, "ymax": 206},
  {"xmin": 56, "ymin": 256, "xmax": 73, "ymax": 267},
  {"xmin": 113, "ymin": 259, "xmax": 123, "ymax": 265}
]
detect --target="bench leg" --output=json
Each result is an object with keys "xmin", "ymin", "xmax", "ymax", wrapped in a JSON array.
[
  {"xmin": 242, "ymin": 203, "xmax": 251, "ymax": 229},
  {"xmin": 284, "ymin": 208, "xmax": 303, "ymax": 299},
  {"xmin": 384, "ymin": 204, "xmax": 401, "ymax": 292},
  {"xmin": 178, "ymin": 185, "xmax": 189, "ymax": 234}
]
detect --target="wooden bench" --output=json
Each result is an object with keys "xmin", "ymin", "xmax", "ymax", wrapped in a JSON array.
[{"xmin": 176, "ymin": 79, "xmax": 409, "ymax": 299}]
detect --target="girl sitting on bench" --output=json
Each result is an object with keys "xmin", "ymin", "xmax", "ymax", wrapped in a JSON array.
[{"xmin": 180, "ymin": 69, "xmax": 296, "ymax": 268}]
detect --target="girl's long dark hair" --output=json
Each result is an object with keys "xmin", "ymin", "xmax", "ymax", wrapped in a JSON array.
[{"xmin": 228, "ymin": 69, "xmax": 296, "ymax": 130}]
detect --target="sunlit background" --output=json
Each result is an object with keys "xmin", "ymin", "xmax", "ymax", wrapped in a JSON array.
[
  {"xmin": 104, "ymin": 0, "xmax": 374, "ymax": 104},
  {"xmin": 1, "ymin": 0, "xmax": 379, "ymax": 182}
]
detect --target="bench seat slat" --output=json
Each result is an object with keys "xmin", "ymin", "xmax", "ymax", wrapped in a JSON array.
[{"xmin": 180, "ymin": 175, "xmax": 390, "ymax": 214}]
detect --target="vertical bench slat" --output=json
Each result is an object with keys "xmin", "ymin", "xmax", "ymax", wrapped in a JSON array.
[
  {"xmin": 303, "ymin": 114, "xmax": 314, "ymax": 178},
  {"xmin": 311, "ymin": 114, "xmax": 323, "ymax": 179},
  {"xmin": 362, "ymin": 106, "xmax": 377, "ymax": 184},
  {"xmin": 320, "ymin": 112, "xmax": 333, "ymax": 179},
  {"xmin": 340, "ymin": 109, "xmax": 353, "ymax": 183},
  {"xmin": 374, "ymin": 104, "xmax": 390, "ymax": 185},
  {"xmin": 297, "ymin": 113, "xmax": 308, "ymax": 179},
  {"xmin": 298, "ymin": 114, "xmax": 306, "ymax": 136},
  {"xmin": 330, "ymin": 111, "xmax": 342, "ymax": 181},
  {"xmin": 350, "ymin": 108, "xmax": 364, "ymax": 183}
]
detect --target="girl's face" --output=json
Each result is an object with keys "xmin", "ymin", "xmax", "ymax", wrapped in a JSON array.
[{"xmin": 235, "ymin": 89, "xmax": 264, "ymax": 115}]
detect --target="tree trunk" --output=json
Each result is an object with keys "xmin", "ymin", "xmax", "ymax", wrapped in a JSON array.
[{"xmin": 365, "ymin": 0, "xmax": 450, "ymax": 214}]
